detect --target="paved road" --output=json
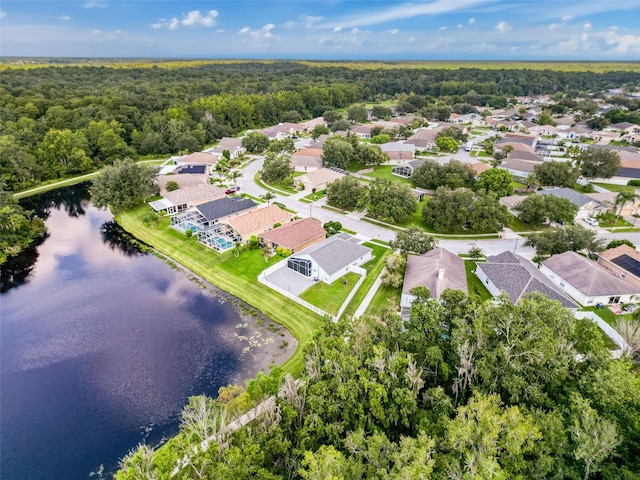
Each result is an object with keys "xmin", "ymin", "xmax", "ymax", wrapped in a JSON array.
[{"xmin": 236, "ymin": 155, "xmax": 639, "ymax": 253}]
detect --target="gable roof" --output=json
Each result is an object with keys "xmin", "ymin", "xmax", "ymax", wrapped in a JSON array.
[
  {"xmin": 259, "ymin": 218, "xmax": 326, "ymax": 251},
  {"xmin": 164, "ymin": 184, "xmax": 226, "ymax": 205},
  {"xmin": 294, "ymin": 235, "xmax": 371, "ymax": 276},
  {"xmin": 225, "ymin": 205, "xmax": 291, "ymax": 237},
  {"xmin": 178, "ymin": 152, "xmax": 218, "ymax": 165},
  {"xmin": 542, "ymin": 251, "xmax": 638, "ymax": 296},
  {"xmin": 480, "ymin": 251, "xmax": 578, "ymax": 308},
  {"xmin": 157, "ymin": 173, "xmax": 208, "ymax": 193},
  {"xmin": 298, "ymin": 167, "xmax": 345, "ymax": 186},
  {"xmin": 196, "ymin": 197, "xmax": 256, "ymax": 222},
  {"xmin": 599, "ymin": 245, "xmax": 640, "ymax": 278},
  {"xmin": 402, "ymin": 247, "xmax": 468, "ymax": 299},
  {"xmin": 537, "ymin": 187, "xmax": 597, "ymax": 208}
]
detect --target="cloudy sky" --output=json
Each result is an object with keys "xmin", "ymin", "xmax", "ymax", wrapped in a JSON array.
[{"xmin": 1, "ymin": 0, "xmax": 640, "ymax": 59}]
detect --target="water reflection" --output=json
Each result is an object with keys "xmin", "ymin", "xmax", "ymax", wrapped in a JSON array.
[{"xmin": 100, "ymin": 220, "xmax": 146, "ymax": 257}]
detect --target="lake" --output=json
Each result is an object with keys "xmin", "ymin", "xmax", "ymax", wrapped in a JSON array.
[{"xmin": 0, "ymin": 185, "xmax": 295, "ymax": 480}]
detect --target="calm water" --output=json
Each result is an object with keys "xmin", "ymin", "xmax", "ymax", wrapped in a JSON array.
[{"xmin": 1, "ymin": 186, "xmax": 269, "ymax": 479}]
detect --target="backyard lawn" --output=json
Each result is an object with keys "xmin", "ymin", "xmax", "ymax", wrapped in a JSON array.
[
  {"xmin": 300, "ymin": 272, "xmax": 361, "ymax": 316},
  {"xmin": 362, "ymin": 165, "xmax": 414, "ymax": 184},
  {"xmin": 364, "ymin": 284, "xmax": 403, "ymax": 318},
  {"xmin": 116, "ymin": 205, "xmax": 324, "ymax": 376},
  {"xmin": 465, "ymin": 260, "xmax": 493, "ymax": 302},
  {"xmin": 593, "ymin": 182, "xmax": 639, "ymax": 194}
]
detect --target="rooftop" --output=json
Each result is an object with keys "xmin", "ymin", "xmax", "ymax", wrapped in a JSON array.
[
  {"xmin": 538, "ymin": 187, "xmax": 598, "ymax": 208},
  {"xmin": 196, "ymin": 196, "xmax": 256, "ymax": 222},
  {"xmin": 402, "ymin": 247, "xmax": 468, "ymax": 299},
  {"xmin": 259, "ymin": 218, "xmax": 326, "ymax": 251},
  {"xmin": 225, "ymin": 205, "xmax": 292, "ymax": 237},
  {"xmin": 294, "ymin": 234, "xmax": 371, "ymax": 276}
]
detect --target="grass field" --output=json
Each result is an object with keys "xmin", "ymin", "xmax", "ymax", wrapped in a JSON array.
[
  {"xmin": 593, "ymin": 183, "xmax": 639, "ymax": 194},
  {"xmin": 341, "ymin": 242, "xmax": 392, "ymax": 318},
  {"xmin": 116, "ymin": 205, "xmax": 324, "ymax": 376},
  {"xmin": 300, "ymin": 272, "xmax": 361, "ymax": 316},
  {"xmin": 364, "ymin": 284, "xmax": 403, "ymax": 318},
  {"xmin": 465, "ymin": 260, "xmax": 493, "ymax": 302}
]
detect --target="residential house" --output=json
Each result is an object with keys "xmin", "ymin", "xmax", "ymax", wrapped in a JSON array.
[
  {"xmin": 169, "ymin": 196, "xmax": 256, "ymax": 233},
  {"xmin": 469, "ymin": 162, "xmax": 492, "ymax": 176},
  {"xmin": 198, "ymin": 204, "xmax": 292, "ymax": 252},
  {"xmin": 260, "ymin": 122, "xmax": 304, "ymax": 140},
  {"xmin": 294, "ymin": 167, "xmax": 345, "ymax": 191},
  {"xmin": 259, "ymin": 218, "xmax": 326, "ymax": 253},
  {"xmin": 156, "ymin": 167, "xmax": 210, "ymax": 194},
  {"xmin": 290, "ymin": 148, "xmax": 324, "ymax": 171},
  {"xmin": 206, "ymin": 137, "xmax": 245, "ymax": 159},
  {"xmin": 538, "ymin": 187, "xmax": 606, "ymax": 219},
  {"xmin": 405, "ymin": 128, "xmax": 439, "ymax": 151},
  {"xmin": 400, "ymin": 248, "xmax": 468, "ymax": 311},
  {"xmin": 392, "ymin": 159, "xmax": 426, "ymax": 178},
  {"xmin": 498, "ymin": 151, "xmax": 544, "ymax": 178},
  {"xmin": 286, "ymin": 234, "xmax": 373, "ymax": 284},
  {"xmin": 597, "ymin": 245, "xmax": 640, "ymax": 290},
  {"xmin": 540, "ymin": 251, "xmax": 640, "ymax": 306},
  {"xmin": 350, "ymin": 124, "xmax": 375, "ymax": 139},
  {"xmin": 380, "ymin": 142, "xmax": 416, "ymax": 162},
  {"xmin": 175, "ymin": 152, "xmax": 218, "ymax": 173},
  {"xmin": 148, "ymin": 184, "xmax": 226, "ymax": 214},
  {"xmin": 475, "ymin": 251, "xmax": 578, "ymax": 308},
  {"xmin": 300, "ymin": 117, "xmax": 326, "ymax": 132},
  {"xmin": 585, "ymin": 191, "xmax": 640, "ymax": 216}
]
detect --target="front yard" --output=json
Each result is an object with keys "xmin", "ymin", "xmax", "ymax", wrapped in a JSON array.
[{"xmin": 299, "ymin": 272, "xmax": 362, "ymax": 316}]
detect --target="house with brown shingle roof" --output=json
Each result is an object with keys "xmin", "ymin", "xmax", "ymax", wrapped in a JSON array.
[
  {"xmin": 259, "ymin": 218, "xmax": 326, "ymax": 253},
  {"xmin": 401, "ymin": 247, "xmax": 468, "ymax": 311},
  {"xmin": 290, "ymin": 148, "xmax": 324, "ymax": 171},
  {"xmin": 597, "ymin": 245, "xmax": 640, "ymax": 289},
  {"xmin": 149, "ymin": 184, "xmax": 226, "ymax": 214},
  {"xmin": 540, "ymin": 251, "xmax": 640, "ymax": 306},
  {"xmin": 176, "ymin": 152, "xmax": 218, "ymax": 172},
  {"xmin": 224, "ymin": 204, "xmax": 292, "ymax": 243},
  {"xmin": 294, "ymin": 168, "xmax": 345, "ymax": 191}
]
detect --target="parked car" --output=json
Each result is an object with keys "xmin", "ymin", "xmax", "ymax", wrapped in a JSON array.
[
  {"xmin": 583, "ymin": 217, "xmax": 599, "ymax": 226},
  {"xmin": 225, "ymin": 186, "xmax": 240, "ymax": 195}
]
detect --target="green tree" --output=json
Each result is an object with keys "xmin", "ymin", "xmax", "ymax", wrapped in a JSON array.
[
  {"xmin": 261, "ymin": 153, "xmax": 293, "ymax": 184},
  {"xmin": 578, "ymin": 148, "xmax": 621, "ymax": 179},
  {"xmin": 261, "ymin": 191, "xmax": 276, "ymax": 205},
  {"xmin": 475, "ymin": 168, "xmax": 514, "ymax": 197},
  {"xmin": 614, "ymin": 191, "xmax": 639, "ymax": 221},
  {"xmin": 354, "ymin": 143, "xmax": 388, "ymax": 166},
  {"xmin": 524, "ymin": 225, "xmax": 604, "ymax": 256},
  {"xmin": 347, "ymin": 104, "xmax": 368, "ymax": 123},
  {"xmin": 514, "ymin": 194, "xmax": 578, "ymax": 225},
  {"xmin": 370, "ymin": 134, "xmax": 390, "ymax": 144},
  {"xmin": 412, "ymin": 159, "xmax": 475, "ymax": 190},
  {"xmin": 0, "ymin": 190, "xmax": 47, "ymax": 265},
  {"xmin": 326, "ymin": 176, "xmax": 366, "ymax": 211},
  {"xmin": 311, "ymin": 124, "xmax": 330, "ymax": 139},
  {"xmin": 89, "ymin": 158, "xmax": 158, "ymax": 213},
  {"xmin": 435, "ymin": 136, "xmax": 459, "ymax": 153},
  {"xmin": 437, "ymin": 126, "xmax": 468, "ymax": 142},
  {"xmin": 365, "ymin": 179, "xmax": 418, "ymax": 224},
  {"xmin": 372, "ymin": 105, "xmax": 393, "ymax": 119},
  {"xmin": 390, "ymin": 227, "xmax": 438, "ymax": 254},
  {"xmin": 381, "ymin": 252, "xmax": 407, "ymax": 288},
  {"xmin": 322, "ymin": 136, "xmax": 354, "ymax": 170},
  {"xmin": 267, "ymin": 137, "xmax": 295, "ymax": 155},
  {"xmin": 533, "ymin": 161, "xmax": 580, "ymax": 187},
  {"xmin": 605, "ymin": 239, "xmax": 635, "ymax": 250},
  {"xmin": 322, "ymin": 221, "xmax": 342, "ymax": 235},
  {"xmin": 165, "ymin": 180, "xmax": 180, "ymax": 192},
  {"xmin": 241, "ymin": 132, "xmax": 270, "ymax": 153}
]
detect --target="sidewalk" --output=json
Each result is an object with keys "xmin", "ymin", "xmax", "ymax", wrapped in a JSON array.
[{"xmin": 353, "ymin": 271, "xmax": 384, "ymax": 318}]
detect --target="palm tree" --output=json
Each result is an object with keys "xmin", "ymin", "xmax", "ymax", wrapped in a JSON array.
[
  {"xmin": 262, "ymin": 191, "xmax": 276, "ymax": 205},
  {"xmin": 614, "ymin": 191, "xmax": 639, "ymax": 222},
  {"xmin": 228, "ymin": 170, "xmax": 242, "ymax": 187}
]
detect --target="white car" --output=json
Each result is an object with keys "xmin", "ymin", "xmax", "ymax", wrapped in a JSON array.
[{"xmin": 583, "ymin": 217, "xmax": 599, "ymax": 226}]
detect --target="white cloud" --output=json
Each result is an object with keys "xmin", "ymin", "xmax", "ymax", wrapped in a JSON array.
[
  {"xmin": 468, "ymin": 17, "xmax": 476, "ymax": 25},
  {"xmin": 387, "ymin": 29, "xmax": 399, "ymax": 35},
  {"xmin": 327, "ymin": 0, "xmax": 495, "ymax": 29},
  {"xmin": 439, "ymin": 26, "xmax": 447, "ymax": 31},
  {"xmin": 351, "ymin": 27, "xmax": 360, "ymax": 34},
  {"xmin": 302, "ymin": 15, "xmax": 323, "ymax": 28},
  {"xmin": 153, "ymin": 9, "xmax": 218, "ymax": 30},
  {"xmin": 583, "ymin": 21, "xmax": 592, "ymax": 29},
  {"xmin": 0, "ymin": 9, "xmax": 7, "ymax": 18},
  {"xmin": 561, "ymin": 15, "xmax": 573, "ymax": 21},
  {"xmin": 457, "ymin": 23, "xmax": 463, "ymax": 29},
  {"xmin": 548, "ymin": 23, "xmax": 558, "ymax": 30},
  {"xmin": 91, "ymin": 28, "xmax": 124, "ymax": 40},
  {"xmin": 333, "ymin": 26, "xmax": 342, "ymax": 32},
  {"xmin": 59, "ymin": 16, "xmax": 71, "ymax": 21},
  {"xmin": 239, "ymin": 24, "xmax": 276, "ymax": 39},
  {"xmin": 84, "ymin": 0, "xmax": 106, "ymax": 8},
  {"xmin": 281, "ymin": 21, "xmax": 297, "ymax": 29},
  {"xmin": 604, "ymin": 31, "xmax": 640, "ymax": 54},
  {"xmin": 495, "ymin": 20, "xmax": 512, "ymax": 34},
  {"xmin": 91, "ymin": 29, "xmax": 102, "ymax": 35}
]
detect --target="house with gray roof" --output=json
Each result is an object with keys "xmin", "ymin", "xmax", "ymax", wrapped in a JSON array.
[
  {"xmin": 286, "ymin": 234, "xmax": 373, "ymax": 284},
  {"xmin": 538, "ymin": 187, "xmax": 605, "ymax": 218},
  {"xmin": 169, "ymin": 196, "xmax": 256, "ymax": 233},
  {"xmin": 401, "ymin": 248, "xmax": 468, "ymax": 314},
  {"xmin": 475, "ymin": 251, "xmax": 578, "ymax": 308},
  {"xmin": 392, "ymin": 159, "xmax": 426, "ymax": 178},
  {"xmin": 540, "ymin": 251, "xmax": 640, "ymax": 306}
]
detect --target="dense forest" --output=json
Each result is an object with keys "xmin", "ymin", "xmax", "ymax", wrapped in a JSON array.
[
  {"xmin": 2, "ymin": 61, "xmax": 640, "ymax": 191},
  {"xmin": 117, "ymin": 291, "xmax": 640, "ymax": 479}
]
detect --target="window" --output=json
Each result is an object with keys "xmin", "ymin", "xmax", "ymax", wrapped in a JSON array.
[
  {"xmin": 609, "ymin": 296, "xmax": 621, "ymax": 304},
  {"xmin": 586, "ymin": 298, "xmax": 594, "ymax": 304},
  {"xmin": 288, "ymin": 258, "xmax": 312, "ymax": 277},
  {"xmin": 621, "ymin": 272, "xmax": 627, "ymax": 278}
]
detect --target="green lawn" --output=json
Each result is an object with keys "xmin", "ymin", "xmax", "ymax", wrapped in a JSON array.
[
  {"xmin": 300, "ymin": 272, "xmax": 361, "ymax": 316},
  {"xmin": 116, "ymin": 205, "xmax": 324, "ymax": 376},
  {"xmin": 510, "ymin": 180, "xmax": 527, "ymax": 190},
  {"xmin": 302, "ymin": 189, "xmax": 326, "ymax": 202},
  {"xmin": 580, "ymin": 306, "xmax": 633, "ymax": 327},
  {"xmin": 508, "ymin": 215, "xmax": 547, "ymax": 233},
  {"xmin": 341, "ymin": 242, "xmax": 392, "ymax": 318},
  {"xmin": 593, "ymin": 183, "xmax": 639, "ymax": 194},
  {"xmin": 465, "ymin": 260, "xmax": 493, "ymax": 302},
  {"xmin": 253, "ymin": 172, "xmax": 292, "ymax": 195},
  {"xmin": 362, "ymin": 165, "xmax": 413, "ymax": 184},
  {"xmin": 364, "ymin": 284, "xmax": 403, "ymax": 318},
  {"xmin": 598, "ymin": 218, "xmax": 631, "ymax": 228}
]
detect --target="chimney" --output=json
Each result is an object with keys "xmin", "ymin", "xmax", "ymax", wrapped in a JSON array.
[{"xmin": 438, "ymin": 268, "xmax": 445, "ymax": 281}]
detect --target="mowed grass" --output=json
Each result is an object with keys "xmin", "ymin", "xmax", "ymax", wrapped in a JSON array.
[
  {"xmin": 341, "ymin": 242, "xmax": 392, "ymax": 318},
  {"xmin": 116, "ymin": 205, "xmax": 324, "ymax": 376},
  {"xmin": 362, "ymin": 165, "xmax": 413, "ymax": 184},
  {"xmin": 593, "ymin": 183, "xmax": 639, "ymax": 194},
  {"xmin": 465, "ymin": 260, "xmax": 493, "ymax": 302},
  {"xmin": 364, "ymin": 284, "xmax": 403, "ymax": 318},
  {"xmin": 300, "ymin": 272, "xmax": 361, "ymax": 316}
]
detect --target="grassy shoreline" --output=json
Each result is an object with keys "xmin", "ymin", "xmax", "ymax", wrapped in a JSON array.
[{"xmin": 116, "ymin": 206, "xmax": 324, "ymax": 376}]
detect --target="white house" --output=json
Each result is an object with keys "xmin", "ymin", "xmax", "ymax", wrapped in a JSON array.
[
  {"xmin": 540, "ymin": 251, "xmax": 640, "ymax": 306},
  {"xmin": 286, "ymin": 234, "xmax": 373, "ymax": 284}
]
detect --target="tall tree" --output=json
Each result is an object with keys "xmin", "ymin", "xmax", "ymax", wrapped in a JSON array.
[
  {"xmin": 365, "ymin": 179, "xmax": 418, "ymax": 224},
  {"xmin": 326, "ymin": 176, "xmax": 366, "ymax": 211},
  {"xmin": 390, "ymin": 227, "xmax": 438, "ymax": 254},
  {"xmin": 533, "ymin": 161, "xmax": 580, "ymax": 187},
  {"xmin": 514, "ymin": 194, "xmax": 579, "ymax": 225},
  {"xmin": 90, "ymin": 158, "xmax": 157, "ymax": 213},
  {"xmin": 322, "ymin": 136, "xmax": 354, "ymax": 170},
  {"xmin": 578, "ymin": 148, "xmax": 621, "ymax": 180},
  {"xmin": 475, "ymin": 168, "xmax": 514, "ymax": 197},
  {"xmin": 524, "ymin": 225, "xmax": 604, "ymax": 256}
]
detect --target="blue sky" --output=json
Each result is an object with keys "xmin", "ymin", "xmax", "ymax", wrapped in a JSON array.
[{"xmin": 1, "ymin": 1, "xmax": 640, "ymax": 59}]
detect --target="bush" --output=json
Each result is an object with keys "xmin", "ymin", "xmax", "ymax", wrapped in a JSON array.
[
  {"xmin": 165, "ymin": 180, "xmax": 180, "ymax": 192},
  {"xmin": 596, "ymin": 212, "xmax": 617, "ymax": 224},
  {"xmin": 628, "ymin": 179, "xmax": 640, "ymax": 186},
  {"xmin": 606, "ymin": 239, "xmax": 635, "ymax": 250},
  {"xmin": 323, "ymin": 221, "xmax": 342, "ymax": 235},
  {"xmin": 142, "ymin": 210, "xmax": 159, "ymax": 226},
  {"xmin": 248, "ymin": 235, "xmax": 260, "ymax": 250},
  {"xmin": 185, "ymin": 229, "xmax": 193, "ymax": 238},
  {"xmin": 275, "ymin": 246, "xmax": 291, "ymax": 257}
]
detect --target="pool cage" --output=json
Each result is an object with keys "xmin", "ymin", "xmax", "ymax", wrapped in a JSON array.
[
  {"xmin": 198, "ymin": 223, "xmax": 240, "ymax": 252},
  {"xmin": 170, "ymin": 210, "xmax": 209, "ymax": 234}
]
